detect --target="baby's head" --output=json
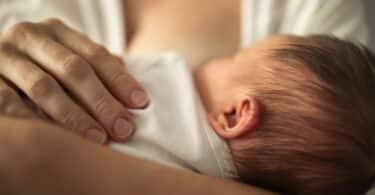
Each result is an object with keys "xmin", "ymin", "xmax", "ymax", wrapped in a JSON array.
[{"xmin": 196, "ymin": 35, "xmax": 375, "ymax": 195}]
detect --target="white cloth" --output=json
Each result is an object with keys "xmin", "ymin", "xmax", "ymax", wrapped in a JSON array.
[
  {"xmin": 240, "ymin": 2, "xmax": 371, "ymax": 191},
  {"xmin": 110, "ymin": 52, "xmax": 237, "ymax": 178},
  {"xmin": 0, "ymin": 0, "xmax": 369, "ymax": 55},
  {"xmin": 241, "ymin": 0, "xmax": 369, "ymax": 47}
]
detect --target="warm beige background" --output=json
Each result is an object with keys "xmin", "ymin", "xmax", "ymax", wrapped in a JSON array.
[
  {"xmin": 363, "ymin": 1, "xmax": 375, "ymax": 193},
  {"xmin": 354, "ymin": 1, "xmax": 374, "ymax": 194},
  {"xmin": 364, "ymin": 0, "xmax": 375, "ymax": 51},
  {"xmin": 364, "ymin": 1, "xmax": 375, "ymax": 194}
]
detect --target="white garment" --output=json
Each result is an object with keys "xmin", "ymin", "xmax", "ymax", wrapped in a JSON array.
[
  {"xmin": 110, "ymin": 52, "xmax": 237, "ymax": 178},
  {"xmin": 241, "ymin": 0, "xmax": 369, "ymax": 47},
  {"xmin": 0, "ymin": 0, "xmax": 369, "ymax": 55}
]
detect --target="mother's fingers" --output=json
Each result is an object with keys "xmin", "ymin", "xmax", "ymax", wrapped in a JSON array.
[
  {"xmin": 0, "ymin": 78, "xmax": 36, "ymax": 118},
  {"xmin": 5, "ymin": 22, "xmax": 134, "ymax": 141},
  {"xmin": 0, "ymin": 49, "xmax": 108, "ymax": 144},
  {"xmin": 42, "ymin": 18, "xmax": 149, "ymax": 108}
]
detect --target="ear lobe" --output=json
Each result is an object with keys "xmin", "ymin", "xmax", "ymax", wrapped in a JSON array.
[{"xmin": 209, "ymin": 97, "xmax": 260, "ymax": 139}]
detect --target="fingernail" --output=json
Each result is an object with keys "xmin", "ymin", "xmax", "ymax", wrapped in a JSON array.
[
  {"xmin": 113, "ymin": 118, "xmax": 133, "ymax": 139},
  {"xmin": 131, "ymin": 90, "xmax": 149, "ymax": 107},
  {"xmin": 86, "ymin": 129, "xmax": 106, "ymax": 144}
]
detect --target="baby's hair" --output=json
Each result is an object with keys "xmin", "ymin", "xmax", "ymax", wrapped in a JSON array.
[{"xmin": 230, "ymin": 35, "xmax": 375, "ymax": 195}]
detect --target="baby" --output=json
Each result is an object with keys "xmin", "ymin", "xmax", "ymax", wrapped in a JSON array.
[{"xmin": 110, "ymin": 35, "xmax": 375, "ymax": 195}]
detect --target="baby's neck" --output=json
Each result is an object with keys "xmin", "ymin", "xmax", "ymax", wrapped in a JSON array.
[{"xmin": 126, "ymin": 0, "xmax": 241, "ymax": 69}]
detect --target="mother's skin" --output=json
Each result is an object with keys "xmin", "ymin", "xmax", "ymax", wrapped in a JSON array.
[
  {"xmin": 125, "ymin": 0, "xmax": 241, "ymax": 68},
  {"xmin": 0, "ymin": 117, "xmax": 275, "ymax": 195}
]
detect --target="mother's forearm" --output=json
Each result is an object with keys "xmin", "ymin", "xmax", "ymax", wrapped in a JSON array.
[{"xmin": 0, "ymin": 117, "xmax": 275, "ymax": 195}]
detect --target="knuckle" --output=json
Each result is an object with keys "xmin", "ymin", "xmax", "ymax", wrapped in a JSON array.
[
  {"xmin": 5, "ymin": 22, "xmax": 35, "ymax": 39},
  {"xmin": 110, "ymin": 72, "xmax": 128, "ymax": 89},
  {"xmin": 41, "ymin": 18, "xmax": 64, "ymax": 27},
  {"xmin": 86, "ymin": 45, "xmax": 109, "ymax": 63},
  {"xmin": 37, "ymin": 36, "xmax": 53, "ymax": 50},
  {"xmin": 0, "ymin": 42, "xmax": 16, "ymax": 63},
  {"xmin": 59, "ymin": 109, "xmax": 89, "ymax": 134},
  {"xmin": 60, "ymin": 55, "xmax": 90, "ymax": 79},
  {"xmin": 27, "ymin": 74, "xmax": 58, "ymax": 99},
  {"xmin": 0, "ymin": 41, "xmax": 12, "ymax": 53},
  {"xmin": 11, "ymin": 22, "xmax": 35, "ymax": 33},
  {"xmin": 0, "ymin": 88, "xmax": 31, "ymax": 117},
  {"xmin": 94, "ymin": 95, "xmax": 118, "ymax": 118}
]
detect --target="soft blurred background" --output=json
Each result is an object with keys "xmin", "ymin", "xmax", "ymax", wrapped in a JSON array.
[{"xmin": 364, "ymin": 0, "xmax": 375, "ymax": 51}]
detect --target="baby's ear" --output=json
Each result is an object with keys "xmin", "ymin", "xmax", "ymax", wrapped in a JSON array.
[{"xmin": 208, "ymin": 97, "xmax": 261, "ymax": 139}]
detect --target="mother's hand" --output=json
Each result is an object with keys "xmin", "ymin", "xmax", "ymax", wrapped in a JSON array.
[{"xmin": 0, "ymin": 18, "xmax": 148, "ymax": 144}]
